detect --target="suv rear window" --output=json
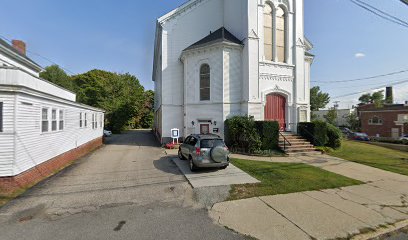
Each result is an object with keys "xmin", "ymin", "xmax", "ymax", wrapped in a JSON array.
[{"xmin": 200, "ymin": 139, "xmax": 225, "ymax": 148}]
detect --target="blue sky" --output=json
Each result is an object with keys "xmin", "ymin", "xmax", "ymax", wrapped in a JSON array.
[{"xmin": 1, "ymin": 0, "xmax": 407, "ymax": 108}]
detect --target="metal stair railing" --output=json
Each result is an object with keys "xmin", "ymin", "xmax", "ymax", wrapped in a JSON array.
[{"xmin": 279, "ymin": 132, "xmax": 292, "ymax": 151}]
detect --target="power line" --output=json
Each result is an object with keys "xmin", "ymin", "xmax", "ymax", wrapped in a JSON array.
[
  {"xmin": 349, "ymin": 0, "xmax": 408, "ymax": 29},
  {"xmin": 331, "ymin": 78, "xmax": 408, "ymax": 99},
  {"xmin": 312, "ymin": 68, "xmax": 408, "ymax": 83},
  {"xmin": 0, "ymin": 35, "xmax": 76, "ymax": 75}
]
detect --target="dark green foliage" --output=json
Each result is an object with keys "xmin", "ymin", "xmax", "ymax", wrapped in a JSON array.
[
  {"xmin": 255, "ymin": 121, "xmax": 280, "ymax": 150},
  {"xmin": 72, "ymin": 70, "xmax": 145, "ymax": 133},
  {"xmin": 326, "ymin": 123, "xmax": 342, "ymax": 149},
  {"xmin": 40, "ymin": 65, "xmax": 75, "ymax": 91},
  {"xmin": 358, "ymin": 90, "xmax": 385, "ymax": 107},
  {"xmin": 224, "ymin": 116, "xmax": 261, "ymax": 153},
  {"xmin": 298, "ymin": 121, "xmax": 341, "ymax": 149},
  {"xmin": 324, "ymin": 108, "xmax": 337, "ymax": 126}
]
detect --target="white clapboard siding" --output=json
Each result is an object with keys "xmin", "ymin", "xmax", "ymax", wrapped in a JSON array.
[
  {"xmin": 0, "ymin": 93, "xmax": 15, "ymax": 176},
  {"xmin": 13, "ymin": 93, "xmax": 104, "ymax": 176}
]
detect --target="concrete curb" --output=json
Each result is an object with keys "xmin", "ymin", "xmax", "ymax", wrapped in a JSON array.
[{"xmin": 351, "ymin": 219, "xmax": 408, "ymax": 240}]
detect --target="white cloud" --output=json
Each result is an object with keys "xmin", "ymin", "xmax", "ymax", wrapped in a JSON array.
[{"xmin": 354, "ymin": 53, "xmax": 366, "ymax": 58}]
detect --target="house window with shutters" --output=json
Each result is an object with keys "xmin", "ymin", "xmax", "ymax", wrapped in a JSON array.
[
  {"xmin": 200, "ymin": 64, "xmax": 210, "ymax": 101},
  {"xmin": 42, "ymin": 108, "xmax": 49, "ymax": 132}
]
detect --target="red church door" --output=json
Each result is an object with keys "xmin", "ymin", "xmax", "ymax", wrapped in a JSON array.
[{"xmin": 265, "ymin": 94, "xmax": 286, "ymax": 130}]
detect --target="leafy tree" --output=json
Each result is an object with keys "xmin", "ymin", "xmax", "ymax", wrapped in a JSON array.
[
  {"xmin": 346, "ymin": 112, "xmax": 360, "ymax": 131},
  {"xmin": 324, "ymin": 108, "xmax": 338, "ymax": 126},
  {"xmin": 40, "ymin": 65, "xmax": 75, "ymax": 91},
  {"xmin": 72, "ymin": 70, "xmax": 145, "ymax": 133},
  {"xmin": 358, "ymin": 90, "xmax": 385, "ymax": 107},
  {"xmin": 310, "ymin": 86, "xmax": 330, "ymax": 111}
]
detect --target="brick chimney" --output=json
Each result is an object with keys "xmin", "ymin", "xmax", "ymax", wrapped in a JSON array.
[
  {"xmin": 385, "ymin": 86, "xmax": 394, "ymax": 104},
  {"xmin": 12, "ymin": 40, "xmax": 26, "ymax": 55}
]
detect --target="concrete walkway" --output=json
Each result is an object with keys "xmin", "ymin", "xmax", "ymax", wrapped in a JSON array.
[
  {"xmin": 211, "ymin": 154, "xmax": 408, "ymax": 240},
  {"xmin": 172, "ymin": 158, "xmax": 259, "ymax": 188}
]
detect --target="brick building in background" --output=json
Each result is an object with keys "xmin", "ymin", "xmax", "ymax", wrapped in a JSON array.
[{"xmin": 358, "ymin": 103, "xmax": 408, "ymax": 138}]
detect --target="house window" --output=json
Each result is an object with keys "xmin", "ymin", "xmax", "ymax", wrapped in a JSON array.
[
  {"xmin": 100, "ymin": 114, "xmax": 103, "ymax": 128},
  {"xmin": 92, "ymin": 113, "xmax": 96, "ymax": 129},
  {"xmin": 85, "ymin": 113, "xmax": 88, "ymax": 127},
  {"xmin": 264, "ymin": 3, "xmax": 273, "ymax": 61},
  {"xmin": 59, "ymin": 110, "xmax": 64, "ymax": 130},
  {"xmin": 200, "ymin": 64, "xmax": 210, "ymax": 101},
  {"xmin": 80, "ymin": 112, "xmax": 83, "ymax": 128},
  {"xmin": 51, "ymin": 109, "xmax": 57, "ymax": 131},
  {"xmin": 0, "ymin": 102, "xmax": 3, "ymax": 132},
  {"xmin": 369, "ymin": 116, "xmax": 383, "ymax": 125},
  {"xmin": 42, "ymin": 108, "xmax": 49, "ymax": 132},
  {"xmin": 276, "ymin": 6, "xmax": 287, "ymax": 63}
]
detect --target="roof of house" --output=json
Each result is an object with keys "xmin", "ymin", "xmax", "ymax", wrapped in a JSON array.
[
  {"xmin": 0, "ymin": 38, "xmax": 43, "ymax": 72},
  {"xmin": 358, "ymin": 103, "xmax": 408, "ymax": 112},
  {"xmin": 183, "ymin": 27, "xmax": 243, "ymax": 51}
]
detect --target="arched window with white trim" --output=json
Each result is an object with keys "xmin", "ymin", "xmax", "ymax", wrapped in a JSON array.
[
  {"xmin": 264, "ymin": 3, "xmax": 273, "ymax": 61},
  {"xmin": 200, "ymin": 64, "xmax": 210, "ymax": 101},
  {"xmin": 276, "ymin": 5, "xmax": 287, "ymax": 63}
]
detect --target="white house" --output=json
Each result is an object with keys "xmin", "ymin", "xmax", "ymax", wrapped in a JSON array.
[
  {"xmin": 313, "ymin": 109, "xmax": 355, "ymax": 127},
  {"xmin": 153, "ymin": 0, "xmax": 313, "ymax": 143},
  {"xmin": 0, "ymin": 39, "xmax": 104, "ymax": 191}
]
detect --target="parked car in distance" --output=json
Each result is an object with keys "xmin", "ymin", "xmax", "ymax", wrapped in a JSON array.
[
  {"xmin": 351, "ymin": 132, "xmax": 370, "ymax": 141},
  {"xmin": 339, "ymin": 127, "xmax": 353, "ymax": 137},
  {"xmin": 104, "ymin": 130, "xmax": 112, "ymax": 137},
  {"xmin": 400, "ymin": 135, "xmax": 408, "ymax": 141},
  {"xmin": 178, "ymin": 134, "xmax": 230, "ymax": 172}
]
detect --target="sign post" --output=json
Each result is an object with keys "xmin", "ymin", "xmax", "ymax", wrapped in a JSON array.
[{"xmin": 171, "ymin": 128, "xmax": 180, "ymax": 144}]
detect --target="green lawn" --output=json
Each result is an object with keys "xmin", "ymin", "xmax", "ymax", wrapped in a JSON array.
[
  {"xmin": 229, "ymin": 158, "xmax": 362, "ymax": 200},
  {"xmin": 328, "ymin": 140, "xmax": 408, "ymax": 176}
]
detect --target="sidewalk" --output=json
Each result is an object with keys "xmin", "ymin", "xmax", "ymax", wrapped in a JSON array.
[{"xmin": 211, "ymin": 154, "xmax": 408, "ymax": 240}]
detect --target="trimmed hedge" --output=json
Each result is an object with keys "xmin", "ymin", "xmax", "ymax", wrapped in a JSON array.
[
  {"xmin": 298, "ymin": 121, "xmax": 341, "ymax": 149},
  {"xmin": 224, "ymin": 116, "xmax": 262, "ymax": 153},
  {"xmin": 255, "ymin": 121, "xmax": 280, "ymax": 150}
]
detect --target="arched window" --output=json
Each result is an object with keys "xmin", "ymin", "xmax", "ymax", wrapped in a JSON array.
[
  {"xmin": 200, "ymin": 64, "xmax": 210, "ymax": 101},
  {"xmin": 369, "ymin": 116, "xmax": 383, "ymax": 125},
  {"xmin": 276, "ymin": 6, "xmax": 287, "ymax": 63},
  {"xmin": 264, "ymin": 3, "xmax": 273, "ymax": 61}
]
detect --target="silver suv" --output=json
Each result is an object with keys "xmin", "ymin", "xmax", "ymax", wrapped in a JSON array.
[{"xmin": 178, "ymin": 134, "xmax": 230, "ymax": 171}]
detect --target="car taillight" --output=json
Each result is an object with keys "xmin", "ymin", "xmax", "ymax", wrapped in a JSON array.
[{"xmin": 196, "ymin": 147, "xmax": 201, "ymax": 156}]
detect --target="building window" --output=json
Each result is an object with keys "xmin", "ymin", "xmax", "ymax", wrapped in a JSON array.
[
  {"xmin": 80, "ymin": 112, "xmax": 83, "ymax": 128},
  {"xmin": 0, "ymin": 102, "xmax": 3, "ymax": 132},
  {"xmin": 42, "ymin": 108, "xmax": 49, "ymax": 132},
  {"xmin": 85, "ymin": 113, "xmax": 88, "ymax": 127},
  {"xmin": 59, "ymin": 110, "xmax": 64, "ymax": 130},
  {"xmin": 92, "ymin": 113, "xmax": 96, "ymax": 129},
  {"xmin": 276, "ymin": 6, "xmax": 287, "ymax": 63},
  {"xmin": 369, "ymin": 116, "xmax": 383, "ymax": 125},
  {"xmin": 51, "ymin": 109, "xmax": 57, "ymax": 131},
  {"xmin": 200, "ymin": 64, "xmax": 210, "ymax": 101},
  {"xmin": 264, "ymin": 3, "xmax": 273, "ymax": 61},
  {"xmin": 100, "ymin": 114, "xmax": 103, "ymax": 128}
]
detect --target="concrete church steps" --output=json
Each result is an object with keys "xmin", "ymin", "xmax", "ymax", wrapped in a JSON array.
[{"xmin": 279, "ymin": 132, "xmax": 319, "ymax": 155}]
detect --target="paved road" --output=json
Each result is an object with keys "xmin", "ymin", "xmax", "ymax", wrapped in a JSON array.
[{"xmin": 0, "ymin": 130, "xmax": 248, "ymax": 240}]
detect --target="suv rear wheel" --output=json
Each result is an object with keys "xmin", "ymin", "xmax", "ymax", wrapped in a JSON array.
[{"xmin": 189, "ymin": 157, "xmax": 198, "ymax": 172}]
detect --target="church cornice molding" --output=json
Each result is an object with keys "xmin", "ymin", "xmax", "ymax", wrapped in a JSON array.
[
  {"xmin": 260, "ymin": 73, "xmax": 294, "ymax": 82},
  {"xmin": 158, "ymin": 0, "xmax": 207, "ymax": 25},
  {"xmin": 260, "ymin": 61, "xmax": 295, "ymax": 70}
]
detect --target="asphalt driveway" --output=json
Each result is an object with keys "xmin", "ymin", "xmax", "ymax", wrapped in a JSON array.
[{"xmin": 0, "ymin": 130, "xmax": 248, "ymax": 240}]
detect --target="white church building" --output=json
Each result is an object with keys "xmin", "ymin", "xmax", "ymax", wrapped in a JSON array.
[{"xmin": 153, "ymin": 0, "xmax": 313, "ymax": 143}]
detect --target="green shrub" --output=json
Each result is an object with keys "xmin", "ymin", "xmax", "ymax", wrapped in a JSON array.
[
  {"xmin": 298, "ymin": 121, "xmax": 341, "ymax": 149},
  {"xmin": 255, "ymin": 121, "xmax": 280, "ymax": 150},
  {"xmin": 225, "ymin": 116, "xmax": 261, "ymax": 153},
  {"xmin": 326, "ymin": 123, "xmax": 342, "ymax": 149}
]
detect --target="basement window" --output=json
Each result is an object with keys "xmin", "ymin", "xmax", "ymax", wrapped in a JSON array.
[
  {"xmin": 0, "ymin": 102, "xmax": 3, "ymax": 132},
  {"xmin": 42, "ymin": 108, "xmax": 49, "ymax": 132}
]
